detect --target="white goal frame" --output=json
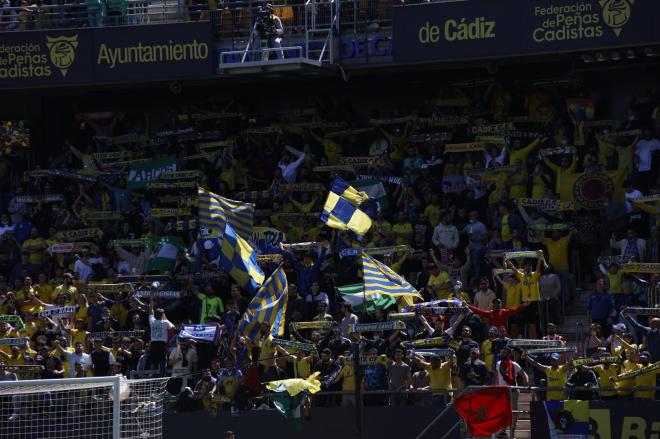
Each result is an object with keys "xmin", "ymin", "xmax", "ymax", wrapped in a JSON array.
[{"xmin": 0, "ymin": 376, "xmax": 123, "ymax": 439}]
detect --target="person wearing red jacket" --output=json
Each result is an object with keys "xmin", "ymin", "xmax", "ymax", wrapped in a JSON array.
[{"xmin": 466, "ymin": 299, "xmax": 530, "ymax": 328}]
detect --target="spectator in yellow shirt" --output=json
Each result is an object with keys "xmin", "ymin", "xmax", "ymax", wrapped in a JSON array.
[
  {"xmin": 21, "ymin": 227, "xmax": 47, "ymax": 265},
  {"xmin": 35, "ymin": 272, "xmax": 54, "ymax": 303},
  {"xmin": 543, "ymin": 230, "xmax": 572, "ymax": 306},
  {"xmin": 426, "ymin": 263, "xmax": 451, "ymax": 300},
  {"xmin": 634, "ymin": 351, "xmax": 659, "ymax": 399},
  {"xmin": 413, "ymin": 353, "xmax": 453, "ymax": 406},
  {"xmin": 52, "ymin": 273, "xmax": 79, "ymax": 305},
  {"xmin": 391, "ymin": 212, "xmax": 413, "ymax": 246},
  {"xmin": 423, "ymin": 194, "xmax": 442, "ymax": 228}
]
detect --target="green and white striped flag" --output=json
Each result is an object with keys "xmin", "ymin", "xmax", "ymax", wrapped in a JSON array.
[
  {"xmin": 350, "ymin": 179, "xmax": 388, "ymax": 210},
  {"xmin": 146, "ymin": 236, "xmax": 187, "ymax": 272},
  {"xmin": 336, "ymin": 283, "xmax": 396, "ymax": 313}
]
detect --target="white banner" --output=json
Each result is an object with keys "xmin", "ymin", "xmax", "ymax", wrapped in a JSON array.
[{"xmin": 179, "ymin": 324, "xmax": 218, "ymax": 343}]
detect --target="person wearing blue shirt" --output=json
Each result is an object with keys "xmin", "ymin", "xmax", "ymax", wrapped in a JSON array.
[
  {"xmin": 587, "ymin": 279, "xmax": 615, "ymax": 338},
  {"xmin": 284, "ymin": 245, "xmax": 327, "ymax": 297},
  {"xmin": 622, "ymin": 308, "xmax": 660, "ymax": 363}
]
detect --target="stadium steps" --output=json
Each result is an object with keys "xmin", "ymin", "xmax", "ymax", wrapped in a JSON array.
[
  {"xmin": 556, "ymin": 284, "xmax": 592, "ymax": 349},
  {"xmin": 143, "ymin": 0, "xmax": 182, "ymax": 22}
]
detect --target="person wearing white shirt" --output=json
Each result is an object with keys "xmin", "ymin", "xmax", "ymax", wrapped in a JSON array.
[
  {"xmin": 432, "ymin": 218, "xmax": 459, "ymax": 250},
  {"xmin": 278, "ymin": 145, "xmax": 306, "ymax": 183},
  {"xmin": 168, "ymin": 339, "xmax": 198, "ymax": 379},
  {"xmin": 484, "ymin": 145, "xmax": 508, "ymax": 168},
  {"xmin": 73, "ymin": 254, "xmax": 97, "ymax": 283},
  {"xmin": 54, "ymin": 341, "xmax": 92, "ymax": 377},
  {"xmin": 623, "ymin": 180, "xmax": 644, "ymax": 214},
  {"xmin": 149, "ymin": 301, "xmax": 175, "ymax": 377},
  {"xmin": 634, "ymin": 130, "xmax": 660, "ymax": 192}
]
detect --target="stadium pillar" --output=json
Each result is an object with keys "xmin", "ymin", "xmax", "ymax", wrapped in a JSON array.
[{"xmin": 353, "ymin": 341, "xmax": 362, "ymax": 439}]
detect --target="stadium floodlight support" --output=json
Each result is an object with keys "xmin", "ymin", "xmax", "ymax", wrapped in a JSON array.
[{"xmin": 0, "ymin": 375, "xmax": 168, "ymax": 439}]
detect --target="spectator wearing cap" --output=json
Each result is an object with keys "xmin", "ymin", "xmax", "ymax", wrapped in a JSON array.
[
  {"xmin": 587, "ymin": 279, "xmax": 615, "ymax": 338},
  {"xmin": 462, "ymin": 347, "xmax": 488, "ymax": 386},
  {"xmin": 324, "ymin": 326, "xmax": 352, "ymax": 359},
  {"xmin": 634, "ymin": 351, "xmax": 659, "ymax": 400},
  {"xmin": 525, "ymin": 352, "xmax": 569, "ymax": 401}
]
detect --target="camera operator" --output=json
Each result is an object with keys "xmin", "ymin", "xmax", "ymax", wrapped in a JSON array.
[{"xmin": 254, "ymin": 3, "xmax": 284, "ymax": 60}]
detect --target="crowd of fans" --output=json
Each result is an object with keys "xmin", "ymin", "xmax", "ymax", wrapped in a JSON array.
[{"xmin": 0, "ymin": 78, "xmax": 659, "ymax": 424}]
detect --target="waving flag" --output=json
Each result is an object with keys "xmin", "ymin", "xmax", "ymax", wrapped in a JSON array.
[
  {"xmin": 220, "ymin": 222, "xmax": 265, "ymax": 294},
  {"xmin": 453, "ymin": 387, "xmax": 513, "ymax": 437},
  {"xmin": 336, "ymin": 283, "xmax": 396, "ymax": 313},
  {"xmin": 362, "ymin": 253, "xmax": 423, "ymax": 299},
  {"xmin": 238, "ymin": 264, "xmax": 288, "ymax": 342},
  {"xmin": 198, "ymin": 187, "xmax": 254, "ymax": 240},
  {"xmin": 320, "ymin": 177, "xmax": 373, "ymax": 237}
]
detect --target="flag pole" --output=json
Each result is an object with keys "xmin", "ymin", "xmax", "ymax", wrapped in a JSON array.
[{"xmin": 353, "ymin": 340, "xmax": 362, "ymax": 439}]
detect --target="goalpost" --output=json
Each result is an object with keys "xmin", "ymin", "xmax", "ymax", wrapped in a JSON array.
[{"xmin": 0, "ymin": 376, "xmax": 169, "ymax": 439}]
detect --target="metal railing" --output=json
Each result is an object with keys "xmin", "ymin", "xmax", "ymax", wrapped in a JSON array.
[
  {"xmin": 0, "ymin": 0, "xmax": 391, "ymax": 33},
  {"xmin": 0, "ymin": 0, "xmax": 201, "ymax": 32}
]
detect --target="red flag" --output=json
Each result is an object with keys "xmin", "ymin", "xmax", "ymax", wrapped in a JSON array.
[{"xmin": 453, "ymin": 386, "xmax": 513, "ymax": 436}]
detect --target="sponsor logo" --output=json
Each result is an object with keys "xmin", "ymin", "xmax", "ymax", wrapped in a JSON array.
[
  {"xmin": 46, "ymin": 35, "xmax": 79, "ymax": 77},
  {"xmin": 572, "ymin": 173, "xmax": 614, "ymax": 208},
  {"xmin": 599, "ymin": 0, "xmax": 634, "ymax": 36}
]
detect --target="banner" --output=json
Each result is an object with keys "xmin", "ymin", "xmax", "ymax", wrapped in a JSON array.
[
  {"xmin": 525, "ymin": 347, "xmax": 576, "ymax": 355},
  {"xmin": 109, "ymin": 238, "xmax": 151, "ymax": 248},
  {"xmin": 179, "ymin": 324, "xmax": 218, "ymax": 343},
  {"xmin": 339, "ymin": 245, "xmax": 409, "ymax": 258},
  {"xmin": 517, "ymin": 198, "xmax": 574, "ymax": 211},
  {"xmin": 88, "ymin": 283, "xmax": 134, "ymax": 293},
  {"xmin": 529, "ymin": 223, "xmax": 573, "ymax": 232},
  {"xmin": 149, "ymin": 208, "xmax": 192, "ymax": 218},
  {"xmin": 57, "ymin": 228, "xmax": 102, "ymax": 241},
  {"xmin": 393, "ymin": 0, "xmax": 660, "ymax": 63},
  {"xmin": 36, "ymin": 306, "xmax": 77, "ymax": 318},
  {"xmin": 271, "ymin": 338, "xmax": 317, "ymax": 353},
  {"xmin": 146, "ymin": 181, "xmax": 197, "ymax": 190},
  {"xmin": 572, "ymin": 356, "xmax": 620, "ymax": 366},
  {"xmin": 620, "ymin": 263, "xmax": 660, "ymax": 273},
  {"xmin": 611, "ymin": 361, "xmax": 660, "ymax": 382},
  {"xmin": 81, "ymin": 210, "xmax": 121, "ymax": 221},
  {"xmin": 625, "ymin": 307, "xmax": 660, "ymax": 315},
  {"xmin": 132, "ymin": 290, "xmax": 181, "ymax": 299},
  {"xmin": 508, "ymin": 339, "xmax": 563, "ymax": 347},
  {"xmin": 15, "ymin": 194, "xmax": 64, "ymax": 203},
  {"xmin": 128, "ymin": 157, "xmax": 176, "ymax": 190},
  {"xmin": 539, "ymin": 146, "xmax": 577, "ymax": 156},
  {"xmin": 0, "ymin": 315, "xmax": 25, "ymax": 332},
  {"xmin": 0, "ymin": 23, "xmax": 213, "ymax": 88},
  {"xmin": 409, "ymin": 349, "xmax": 455, "ymax": 358},
  {"xmin": 30, "ymin": 169, "xmax": 97, "ymax": 183},
  {"xmin": 349, "ymin": 321, "xmax": 406, "ymax": 333},
  {"xmin": 559, "ymin": 169, "xmax": 628, "ymax": 210},
  {"xmin": 531, "ymin": 401, "xmax": 660, "ymax": 439},
  {"xmin": 0, "ymin": 337, "xmax": 30, "ymax": 346},
  {"xmin": 289, "ymin": 321, "xmax": 336, "ymax": 330},
  {"xmin": 159, "ymin": 171, "xmax": 200, "ymax": 180},
  {"xmin": 117, "ymin": 275, "xmax": 170, "ymax": 283},
  {"xmin": 251, "ymin": 227, "xmax": 286, "ymax": 251},
  {"xmin": 90, "ymin": 330, "xmax": 145, "ymax": 339},
  {"xmin": 92, "ymin": 151, "xmax": 133, "ymax": 161},
  {"xmin": 337, "ymin": 157, "xmax": 377, "ymax": 166},
  {"xmin": 444, "ymin": 142, "xmax": 485, "ymax": 153}
]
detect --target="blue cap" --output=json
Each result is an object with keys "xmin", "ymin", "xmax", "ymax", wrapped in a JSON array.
[{"xmin": 550, "ymin": 353, "xmax": 561, "ymax": 360}]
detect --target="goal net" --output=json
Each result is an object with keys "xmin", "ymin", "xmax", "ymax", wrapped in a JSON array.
[{"xmin": 0, "ymin": 376, "xmax": 169, "ymax": 439}]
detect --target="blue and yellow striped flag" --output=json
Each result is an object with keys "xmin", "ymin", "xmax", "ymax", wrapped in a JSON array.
[
  {"xmin": 238, "ymin": 263, "xmax": 288, "ymax": 342},
  {"xmin": 362, "ymin": 253, "xmax": 423, "ymax": 299},
  {"xmin": 198, "ymin": 187, "xmax": 254, "ymax": 240},
  {"xmin": 221, "ymin": 222, "xmax": 265, "ymax": 294},
  {"xmin": 320, "ymin": 177, "xmax": 373, "ymax": 237}
]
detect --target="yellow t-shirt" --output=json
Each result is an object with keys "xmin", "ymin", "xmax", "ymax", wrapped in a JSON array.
[
  {"xmin": 73, "ymin": 305, "xmax": 89, "ymax": 328},
  {"xmin": 0, "ymin": 328, "xmax": 18, "ymax": 355},
  {"xmin": 53, "ymin": 285, "xmax": 78, "ymax": 305},
  {"xmin": 515, "ymin": 270, "xmax": 541, "ymax": 302},
  {"xmin": 509, "ymin": 139, "xmax": 541, "ymax": 173},
  {"xmin": 545, "ymin": 366, "xmax": 568, "ymax": 401},
  {"xmin": 594, "ymin": 364, "xmax": 618, "ymax": 397},
  {"xmin": 634, "ymin": 366, "xmax": 659, "ymax": 399},
  {"xmin": 481, "ymin": 339, "xmax": 494, "ymax": 372},
  {"xmin": 36, "ymin": 283, "xmax": 54, "ymax": 303},
  {"xmin": 543, "ymin": 236, "xmax": 570, "ymax": 272},
  {"xmin": 16, "ymin": 288, "xmax": 39, "ymax": 314},
  {"xmin": 423, "ymin": 360, "xmax": 452, "ymax": 395},
  {"xmin": 340, "ymin": 363, "xmax": 355, "ymax": 391},
  {"xmin": 424, "ymin": 204, "xmax": 442, "ymax": 227},
  {"xmin": 501, "ymin": 214, "xmax": 511, "ymax": 242},
  {"xmin": 392, "ymin": 223, "xmax": 413, "ymax": 245},
  {"xmin": 292, "ymin": 357, "xmax": 311, "ymax": 379},
  {"xmin": 504, "ymin": 282, "xmax": 522, "ymax": 309},
  {"xmin": 322, "ymin": 139, "xmax": 342, "ymax": 165},
  {"xmin": 428, "ymin": 272, "xmax": 450, "ymax": 299},
  {"xmin": 70, "ymin": 329, "xmax": 89, "ymax": 352},
  {"xmin": 604, "ymin": 272, "xmax": 622, "ymax": 294},
  {"xmin": 507, "ymin": 173, "xmax": 528, "ymax": 199},
  {"xmin": 616, "ymin": 360, "xmax": 637, "ymax": 396},
  {"xmin": 22, "ymin": 238, "xmax": 46, "ymax": 264}
]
